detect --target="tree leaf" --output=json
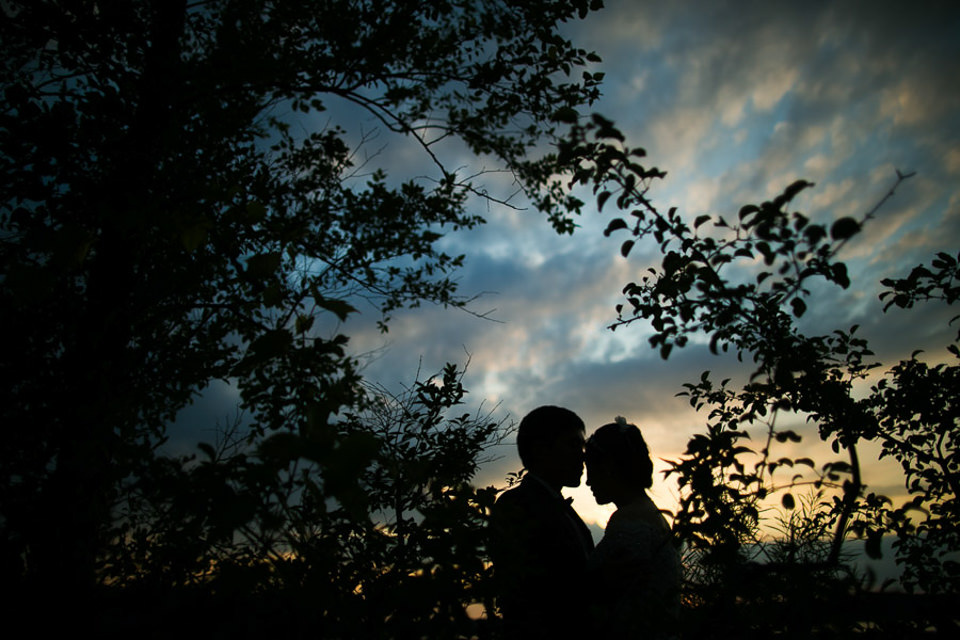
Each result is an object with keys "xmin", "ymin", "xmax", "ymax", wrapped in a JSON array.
[
  {"xmin": 830, "ymin": 217, "xmax": 861, "ymax": 241},
  {"xmin": 604, "ymin": 217, "xmax": 628, "ymax": 236},
  {"xmin": 598, "ymin": 190, "xmax": 612, "ymax": 212},
  {"xmin": 790, "ymin": 297, "xmax": 807, "ymax": 317},
  {"xmin": 317, "ymin": 297, "xmax": 358, "ymax": 322},
  {"xmin": 552, "ymin": 106, "xmax": 578, "ymax": 123},
  {"xmin": 865, "ymin": 530, "xmax": 883, "ymax": 559},
  {"xmin": 246, "ymin": 252, "xmax": 282, "ymax": 277}
]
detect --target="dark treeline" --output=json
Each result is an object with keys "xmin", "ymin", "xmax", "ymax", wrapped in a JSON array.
[{"xmin": 2, "ymin": 1, "xmax": 956, "ymax": 637}]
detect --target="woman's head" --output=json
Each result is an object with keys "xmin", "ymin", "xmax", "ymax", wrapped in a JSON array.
[{"xmin": 585, "ymin": 418, "xmax": 653, "ymax": 505}]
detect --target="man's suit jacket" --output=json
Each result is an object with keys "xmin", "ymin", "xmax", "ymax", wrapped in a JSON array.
[{"xmin": 489, "ymin": 475, "xmax": 595, "ymax": 639}]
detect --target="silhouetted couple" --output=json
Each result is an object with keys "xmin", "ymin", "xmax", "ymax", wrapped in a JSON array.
[{"xmin": 490, "ymin": 406, "xmax": 681, "ymax": 639}]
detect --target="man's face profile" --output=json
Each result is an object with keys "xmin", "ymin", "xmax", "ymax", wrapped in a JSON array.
[{"xmin": 537, "ymin": 427, "xmax": 586, "ymax": 488}]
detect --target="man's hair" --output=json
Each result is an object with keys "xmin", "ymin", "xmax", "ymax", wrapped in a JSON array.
[
  {"xmin": 516, "ymin": 405, "xmax": 585, "ymax": 469},
  {"xmin": 584, "ymin": 419, "xmax": 654, "ymax": 489}
]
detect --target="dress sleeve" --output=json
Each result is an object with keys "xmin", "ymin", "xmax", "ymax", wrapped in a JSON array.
[{"xmin": 589, "ymin": 510, "xmax": 681, "ymax": 638}]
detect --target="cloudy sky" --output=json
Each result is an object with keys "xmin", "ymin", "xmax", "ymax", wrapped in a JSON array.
[{"xmin": 175, "ymin": 0, "xmax": 959, "ymax": 541}]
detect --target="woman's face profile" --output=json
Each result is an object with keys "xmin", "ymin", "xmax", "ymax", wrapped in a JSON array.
[{"xmin": 585, "ymin": 458, "xmax": 618, "ymax": 505}]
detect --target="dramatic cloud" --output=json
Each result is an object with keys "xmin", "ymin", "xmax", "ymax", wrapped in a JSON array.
[{"xmin": 170, "ymin": 0, "xmax": 960, "ymax": 531}]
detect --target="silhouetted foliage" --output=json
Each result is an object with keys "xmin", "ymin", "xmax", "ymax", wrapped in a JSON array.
[
  {"xmin": 101, "ymin": 362, "xmax": 505, "ymax": 638},
  {"xmin": 0, "ymin": 0, "xmax": 605, "ymax": 630},
  {"xmin": 559, "ymin": 114, "xmax": 959, "ymax": 634},
  {"xmin": 5, "ymin": 1, "xmax": 955, "ymax": 635},
  {"xmin": 873, "ymin": 253, "xmax": 960, "ymax": 595}
]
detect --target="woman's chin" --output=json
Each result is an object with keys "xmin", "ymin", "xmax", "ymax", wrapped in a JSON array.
[{"xmin": 591, "ymin": 491, "xmax": 612, "ymax": 505}]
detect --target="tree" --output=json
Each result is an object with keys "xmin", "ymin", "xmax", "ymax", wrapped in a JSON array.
[
  {"xmin": 0, "ymin": 0, "xmax": 606, "ymax": 599},
  {"xmin": 874, "ymin": 254, "xmax": 960, "ymax": 596},
  {"xmin": 557, "ymin": 115, "xmax": 958, "ymax": 633},
  {"xmin": 104, "ymin": 361, "xmax": 506, "ymax": 639}
]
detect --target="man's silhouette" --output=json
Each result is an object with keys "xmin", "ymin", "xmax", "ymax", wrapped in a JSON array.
[{"xmin": 489, "ymin": 405, "xmax": 595, "ymax": 639}]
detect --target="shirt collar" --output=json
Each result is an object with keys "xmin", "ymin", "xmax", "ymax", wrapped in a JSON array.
[{"xmin": 526, "ymin": 473, "xmax": 573, "ymax": 504}]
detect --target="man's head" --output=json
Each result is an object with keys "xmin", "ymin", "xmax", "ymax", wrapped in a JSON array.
[{"xmin": 516, "ymin": 405, "xmax": 586, "ymax": 489}]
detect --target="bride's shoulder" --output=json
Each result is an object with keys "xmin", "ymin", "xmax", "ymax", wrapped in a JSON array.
[
  {"xmin": 625, "ymin": 496, "xmax": 665, "ymax": 520},
  {"xmin": 606, "ymin": 499, "xmax": 667, "ymax": 535}
]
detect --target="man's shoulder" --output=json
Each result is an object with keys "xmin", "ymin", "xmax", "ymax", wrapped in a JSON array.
[
  {"xmin": 494, "ymin": 477, "xmax": 552, "ymax": 507},
  {"xmin": 492, "ymin": 480, "xmax": 529, "ymax": 513},
  {"xmin": 492, "ymin": 478, "xmax": 551, "ymax": 521},
  {"xmin": 494, "ymin": 478, "xmax": 575, "ymax": 536}
]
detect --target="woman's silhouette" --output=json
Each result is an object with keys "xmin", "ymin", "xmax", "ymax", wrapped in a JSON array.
[{"xmin": 585, "ymin": 418, "xmax": 681, "ymax": 639}]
